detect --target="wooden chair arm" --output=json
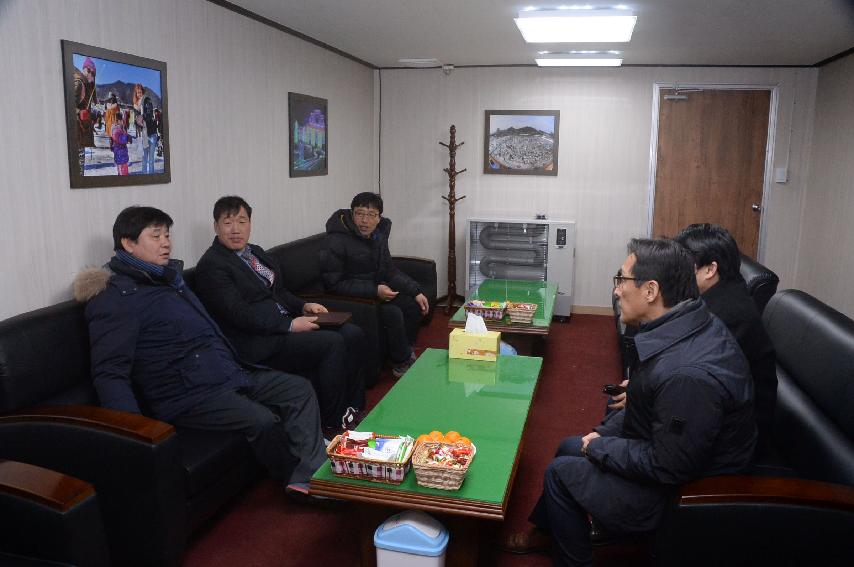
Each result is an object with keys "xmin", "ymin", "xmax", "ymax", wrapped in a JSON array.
[
  {"xmin": 0, "ymin": 404, "xmax": 174, "ymax": 444},
  {"xmin": 0, "ymin": 459, "xmax": 95, "ymax": 512},
  {"xmin": 679, "ymin": 475, "xmax": 854, "ymax": 512}
]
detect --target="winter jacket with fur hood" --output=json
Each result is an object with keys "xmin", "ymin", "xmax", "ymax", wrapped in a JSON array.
[{"xmin": 74, "ymin": 257, "xmax": 251, "ymax": 422}]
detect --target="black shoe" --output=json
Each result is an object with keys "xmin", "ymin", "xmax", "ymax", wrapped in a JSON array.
[{"xmin": 341, "ymin": 406, "xmax": 366, "ymax": 431}]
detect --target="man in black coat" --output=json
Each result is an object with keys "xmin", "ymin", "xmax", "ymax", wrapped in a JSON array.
[
  {"xmin": 195, "ymin": 196, "xmax": 366, "ymax": 439},
  {"xmin": 322, "ymin": 192, "xmax": 429, "ymax": 378},
  {"xmin": 504, "ymin": 238, "xmax": 756, "ymax": 566},
  {"xmin": 674, "ymin": 223, "xmax": 777, "ymax": 455}
]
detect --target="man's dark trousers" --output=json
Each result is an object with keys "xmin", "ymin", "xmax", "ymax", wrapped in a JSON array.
[
  {"xmin": 171, "ymin": 369, "xmax": 327, "ymax": 485},
  {"xmin": 261, "ymin": 325, "xmax": 365, "ymax": 428},
  {"xmin": 379, "ymin": 294, "xmax": 422, "ymax": 363}
]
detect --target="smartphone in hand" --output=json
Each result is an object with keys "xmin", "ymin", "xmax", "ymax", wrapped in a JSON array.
[{"xmin": 602, "ymin": 383, "xmax": 627, "ymax": 396}]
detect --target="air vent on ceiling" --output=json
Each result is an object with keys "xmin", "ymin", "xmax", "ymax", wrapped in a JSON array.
[{"xmin": 397, "ymin": 58, "xmax": 441, "ymax": 68}]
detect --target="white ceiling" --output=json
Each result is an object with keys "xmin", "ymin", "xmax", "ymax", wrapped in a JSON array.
[{"xmin": 224, "ymin": 0, "xmax": 854, "ymax": 68}]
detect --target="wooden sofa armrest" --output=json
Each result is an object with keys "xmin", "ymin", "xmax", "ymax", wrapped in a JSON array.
[
  {"xmin": 0, "ymin": 459, "xmax": 94, "ymax": 512},
  {"xmin": 678, "ymin": 474, "xmax": 854, "ymax": 511},
  {"xmin": 0, "ymin": 404, "xmax": 174, "ymax": 444}
]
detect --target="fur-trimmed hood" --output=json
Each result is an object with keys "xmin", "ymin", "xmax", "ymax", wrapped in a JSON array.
[{"xmin": 73, "ymin": 266, "xmax": 112, "ymax": 302}]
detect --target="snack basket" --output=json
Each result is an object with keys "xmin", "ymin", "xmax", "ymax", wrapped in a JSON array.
[
  {"xmin": 506, "ymin": 302, "xmax": 538, "ymax": 324},
  {"xmin": 326, "ymin": 434, "xmax": 414, "ymax": 485},
  {"xmin": 412, "ymin": 442, "xmax": 477, "ymax": 490},
  {"xmin": 463, "ymin": 301, "xmax": 506, "ymax": 320}
]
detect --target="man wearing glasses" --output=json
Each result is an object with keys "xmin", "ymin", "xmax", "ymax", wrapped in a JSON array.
[
  {"xmin": 503, "ymin": 238, "xmax": 756, "ymax": 566},
  {"xmin": 322, "ymin": 192, "xmax": 429, "ymax": 378}
]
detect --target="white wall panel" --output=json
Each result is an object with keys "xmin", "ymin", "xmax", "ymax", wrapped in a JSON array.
[
  {"xmin": 379, "ymin": 66, "xmax": 818, "ymax": 309},
  {"xmin": 796, "ymin": 54, "xmax": 854, "ymax": 318},
  {"xmin": 0, "ymin": 0, "xmax": 374, "ymax": 319}
]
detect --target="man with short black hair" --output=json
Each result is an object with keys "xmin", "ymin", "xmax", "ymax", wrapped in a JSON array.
[
  {"xmin": 76, "ymin": 206, "xmax": 327, "ymax": 503},
  {"xmin": 323, "ymin": 192, "xmax": 429, "ymax": 378},
  {"xmin": 503, "ymin": 238, "xmax": 756, "ymax": 566},
  {"xmin": 674, "ymin": 223, "xmax": 777, "ymax": 454},
  {"xmin": 195, "ymin": 196, "xmax": 367, "ymax": 440}
]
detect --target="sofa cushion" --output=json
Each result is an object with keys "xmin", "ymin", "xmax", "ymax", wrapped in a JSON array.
[
  {"xmin": 266, "ymin": 234, "xmax": 327, "ymax": 294},
  {"xmin": 0, "ymin": 301, "xmax": 91, "ymax": 413},
  {"xmin": 176, "ymin": 427, "xmax": 256, "ymax": 496}
]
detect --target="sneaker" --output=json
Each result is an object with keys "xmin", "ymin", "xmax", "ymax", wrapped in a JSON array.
[
  {"xmin": 341, "ymin": 406, "xmax": 366, "ymax": 431},
  {"xmin": 392, "ymin": 351, "xmax": 418, "ymax": 378},
  {"xmin": 285, "ymin": 482, "xmax": 343, "ymax": 508}
]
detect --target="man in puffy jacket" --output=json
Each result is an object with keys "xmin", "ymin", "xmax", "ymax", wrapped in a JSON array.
[
  {"xmin": 502, "ymin": 238, "xmax": 756, "ymax": 566},
  {"xmin": 323, "ymin": 192, "xmax": 429, "ymax": 378},
  {"xmin": 76, "ymin": 206, "xmax": 327, "ymax": 502}
]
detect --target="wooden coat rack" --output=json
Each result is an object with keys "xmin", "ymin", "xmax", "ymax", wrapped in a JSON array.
[{"xmin": 439, "ymin": 125, "xmax": 466, "ymax": 314}]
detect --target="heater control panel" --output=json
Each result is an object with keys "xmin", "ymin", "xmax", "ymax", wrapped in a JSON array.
[{"xmin": 556, "ymin": 228, "xmax": 567, "ymax": 247}]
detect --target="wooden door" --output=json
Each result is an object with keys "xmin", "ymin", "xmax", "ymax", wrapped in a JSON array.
[{"xmin": 652, "ymin": 89, "xmax": 771, "ymax": 258}]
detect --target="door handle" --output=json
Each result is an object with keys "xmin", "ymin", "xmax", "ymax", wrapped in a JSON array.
[{"xmin": 752, "ymin": 203, "xmax": 761, "ymax": 212}]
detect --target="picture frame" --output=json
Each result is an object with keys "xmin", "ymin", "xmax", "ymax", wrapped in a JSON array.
[
  {"xmin": 61, "ymin": 40, "xmax": 170, "ymax": 188},
  {"xmin": 483, "ymin": 110, "xmax": 559, "ymax": 176},
  {"xmin": 288, "ymin": 92, "xmax": 328, "ymax": 177}
]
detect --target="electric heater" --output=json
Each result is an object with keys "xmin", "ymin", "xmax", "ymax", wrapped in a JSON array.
[{"xmin": 465, "ymin": 218, "xmax": 576, "ymax": 317}]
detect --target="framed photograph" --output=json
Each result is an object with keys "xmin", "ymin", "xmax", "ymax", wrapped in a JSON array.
[
  {"xmin": 288, "ymin": 92, "xmax": 328, "ymax": 177},
  {"xmin": 61, "ymin": 40, "xmax": 169, "ymax": 188},
  {"xmin": 483, "ymin": 110, "xmax": 559, "ymax": 176}
]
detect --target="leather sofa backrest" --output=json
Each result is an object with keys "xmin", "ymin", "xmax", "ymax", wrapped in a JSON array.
[
  {"xmin": 266, "ymin": 233, "xmax": 327, "ymax": 294},
  {"xmin": 739, "ymin": 254, "xmax": 779, "ymax": 314},
  {"xmin": 763, "ymin": 289, "xmax": 854, "ymax": 440},
  {"xmin": 0, "ymin": 301, "xmax": 94, "ymax": 413}
]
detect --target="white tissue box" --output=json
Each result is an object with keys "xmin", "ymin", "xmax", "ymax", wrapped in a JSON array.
[{"xmin": 449, "ymin": 328, "xmax": 500, "ymax": 361}]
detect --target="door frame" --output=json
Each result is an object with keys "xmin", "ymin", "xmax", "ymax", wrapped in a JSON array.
[{"xmin": 646, "ymin": 83, "xmax": 780, "ymax": 261}]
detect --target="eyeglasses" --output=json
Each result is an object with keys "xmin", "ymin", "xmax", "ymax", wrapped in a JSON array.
[
  {"xmin": 353, "ymin": 211, "xmax": 380, "ymax": 220},
  {"xmin": 613, "ymin": 271, "xmax": 641, "ymax": 289}
]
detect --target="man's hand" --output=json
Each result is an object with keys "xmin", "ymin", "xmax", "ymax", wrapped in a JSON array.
[
  {"xmin": 415, "ymin": 293, "xmax": 429, "ymax": 315},
  {"xmin": 303, "ymin": 303, "xmax": 328, "ymax": 315},
  {"xmin": 607, "ymin": 379, "xmax": 630, "ymax": 411},
  {"xmin": 581, "ymin": 431, "xmax": 601, "ymax": 456},
  {"xmin": 377, "ymin": 284, "xmax": 399, "ymax": 301},
  {"xmin": 290, "ymin": 316, "xmax": 319, "ymax": 333}
]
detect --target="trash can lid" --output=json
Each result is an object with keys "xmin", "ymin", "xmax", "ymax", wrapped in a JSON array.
[{"xmin": 374, "ymin": 510, "xmax": 449, "ymax": 556}]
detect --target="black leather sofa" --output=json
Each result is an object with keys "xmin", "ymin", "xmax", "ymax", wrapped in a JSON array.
[
  {"xmin": 654, "ymin": 289, "xmax": 854, "ymax": 565},
  {"xmin": 0, "ymin": 234, "xmax": 436, "ymax": 566}
]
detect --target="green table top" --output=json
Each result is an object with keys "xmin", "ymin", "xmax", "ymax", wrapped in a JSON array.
[
  {"xmin": 311, "ymin": 348, "xmax": 543, "ymax": 508},
  {"xmin": 450, "ymin": 279, "xmax": 558, "ymax": 329}
]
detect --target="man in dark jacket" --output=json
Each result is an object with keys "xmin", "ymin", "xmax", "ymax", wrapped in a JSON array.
[
  {"xmin": 674, "ymin": 223, "xmax": 777, "ymax": 455},
  {"xmin": 323, "ymin": 192, "xmax": 429, "ymax": 378},
  {"xmin": 78, "ymin": 206, "xmax": 327, "ymax": 501},
  {"xmin": 195, "ymin": 196, "xmax": 366, "ymax": 439},
  {"xmin": 503, "ymin": 238, "xmax": 756, "ymax": 566}
]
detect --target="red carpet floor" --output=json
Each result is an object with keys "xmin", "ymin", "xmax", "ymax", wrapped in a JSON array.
[{"xmin": 183, "ymin": 312, "xmax": 652, "ymax": 566}]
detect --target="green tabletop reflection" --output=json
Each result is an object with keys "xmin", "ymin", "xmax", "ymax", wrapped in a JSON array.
[
  {"xmin": 450, "ymin": 279, "xmax": 558, "ymax": 328},
  {"xmin": 311, "ymin": 348, "xmax": 543, "ymax": 504}
]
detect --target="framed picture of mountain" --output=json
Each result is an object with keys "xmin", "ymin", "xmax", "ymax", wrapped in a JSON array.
[
  {"xmin": 288, "ymin": 92, "xmax": 328, "ymax": 177},
  {"xmin": 483, "ymin": 110, "xmax": 559, "ymax": 176},
  {"xmin": 61, "ymin": 40, "xmax": 170, "ymax": 188}
]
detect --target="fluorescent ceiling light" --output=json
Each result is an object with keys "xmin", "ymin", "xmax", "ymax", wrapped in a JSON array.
[
  {"xmin": 535, "ymin": 52, "xmax": 623, "ymax": 67},
  {"xmin": 515, "ymin": 8, "xmax": 637, "ymax": 43}
]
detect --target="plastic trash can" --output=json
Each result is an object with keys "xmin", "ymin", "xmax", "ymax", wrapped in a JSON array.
[{"xmin": 374, "ymin": 510, "xmax": 449, "ymax": 567}]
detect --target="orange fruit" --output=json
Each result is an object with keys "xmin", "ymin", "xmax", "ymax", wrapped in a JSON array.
[
  {"xmin": 428, "ymin": 430, "xmax": 444, "ymax": 442},
  {"xmin": 458, "ymin": 436, "xmax": 472, "ymax": 446},
  {"xmin": 416, "ymin": 434, "xmax": 431, "ymax": 446},
  {"xmin": 444, "ymin": 431, "xmax": 461, "ymax": 444}
]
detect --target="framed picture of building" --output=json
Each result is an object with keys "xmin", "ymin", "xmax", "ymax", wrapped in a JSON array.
[
  {"xmin": 483, "ymin": 110, "xmax": 559, "ymax": 176},
  {"xmin": 61, "ymin": 40, "xmax": 170, "ymax": 188},
  {"xmin": 288, "ymin": 92, "xmax": 328, "ymax": 177}
]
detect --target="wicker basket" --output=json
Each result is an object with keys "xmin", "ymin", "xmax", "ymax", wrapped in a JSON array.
[
  {"xmin": 412, "ymin": 442, "xmax": 477, "ymax": 490},
  {"xmin": 463, "ymin": 301, "xmax": 506, "ymax": 320},
  {"xmin": 506, "ymin": 302, "xmax": 538, "ymax": 324},
  {"xmin": 326, "ymin": 434, "xmax": 414, "ymax": 485}
]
